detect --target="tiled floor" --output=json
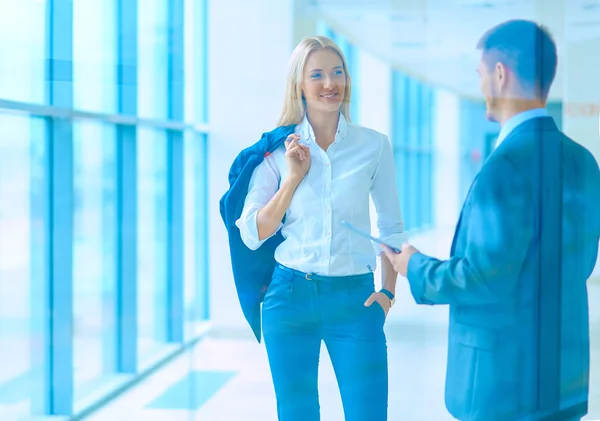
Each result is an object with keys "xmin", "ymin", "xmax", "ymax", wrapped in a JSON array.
[
  {"xmin": 81, "ymin": 318, "xmax": 600, "ymax": 421},
  {"xmin": 82, "ymin": 227, "xmax": 600, "ymax": 421},
  {"xmin": 83, "ymin": 324, "xmax": 451, "ymax": 421}
]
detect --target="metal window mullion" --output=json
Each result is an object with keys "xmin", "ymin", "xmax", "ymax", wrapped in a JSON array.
[
  {"xmin": 166, "ymin": 0, "xmax": 185, "ymax": 343},
  {"xmin": 41, "ymin": 0, "xmax": 75, "ymax": 415},
  {"xmin": 116, "ymin": 0, "xmax": 138, "ymax": 373},
  {"xmin": 0, "ymin": 98, "xmax": 209, "ymax": 133}
]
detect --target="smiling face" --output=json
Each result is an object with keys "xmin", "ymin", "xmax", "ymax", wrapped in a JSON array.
[{"xmin": 301, "ymin": 48, "xmax": 347, "ymax": 115}]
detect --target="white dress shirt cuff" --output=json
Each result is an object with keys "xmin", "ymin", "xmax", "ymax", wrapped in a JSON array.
[{"xmin": 235, "ymin": 206, "xmax": 283, "ymax": 251}]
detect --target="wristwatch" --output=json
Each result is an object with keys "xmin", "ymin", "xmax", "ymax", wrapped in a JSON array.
[{"xmin": 379, "ymin": 288, "xmax": 395, "ymax": 307}]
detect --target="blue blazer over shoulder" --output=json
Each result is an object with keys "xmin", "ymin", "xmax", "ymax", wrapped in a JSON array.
[{"xmin": 220, "ymin": 125, "xmax": 296, "ymax": 342}]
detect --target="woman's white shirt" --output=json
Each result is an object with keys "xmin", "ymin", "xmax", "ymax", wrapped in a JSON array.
[{"xmin": 235, "ymin": 113, "xmax": 405, "ymax": 276}]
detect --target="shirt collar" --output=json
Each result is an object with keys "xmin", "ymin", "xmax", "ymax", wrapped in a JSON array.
[
  {"xmin": 300, "ymin": 112, "xmax": 348, "ymax": 142},
  {"xmin": 495, "ymin": 108, "xmax": 548, "ymax": 148}
]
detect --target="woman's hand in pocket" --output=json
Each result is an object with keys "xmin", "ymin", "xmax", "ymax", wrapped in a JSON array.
[{"xmin": 364, "ymin": 292, "xmax": 391, "ymax": 317}]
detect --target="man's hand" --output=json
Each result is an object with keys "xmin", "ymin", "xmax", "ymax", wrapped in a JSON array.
[{"xmin": 380, "ymin": 243, "xmax": 419, "ymax": 277}]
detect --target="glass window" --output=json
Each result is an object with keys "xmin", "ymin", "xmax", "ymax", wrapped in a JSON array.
[
  {"xmin": 0, "ymin": 1, "xmax": 46, "ymax": 103},
  {"xmin": 184, "ymin": 132, "xmax": 208, "ymax": 339},
  {"xmin": 72, "ymin": 121, "xmax": 117, "ymax": 401},
  {"xmin": 392, "ymin": 71, "xmax": 409, "ymax": 230},
  {"xmin": 138, "ymin": 0, "xmax": 169, "ymax": 119},
  {"xmin": 0, "ymin": 114, "xmax": 46, "ymax": 418},
  {"xmin": 73, "ymin": 0, "xmax": 117, "ymax": 113},
  {"xmin": 137, "ymin": 128, "xmax": 168, "ymax": 361},
  {"xmin": 184, "ymin": 0, "xmax": 208, "ymax": 124}
]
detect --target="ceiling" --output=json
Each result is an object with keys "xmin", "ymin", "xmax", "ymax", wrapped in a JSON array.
[{"xmin": 315, "ymin": 0, "xmax": 600, "ymax": 100}]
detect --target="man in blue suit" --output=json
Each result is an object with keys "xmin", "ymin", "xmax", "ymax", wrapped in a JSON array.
[{"xmin": 382, "ymin": 20, "xmax": 600, "ymax": 421}]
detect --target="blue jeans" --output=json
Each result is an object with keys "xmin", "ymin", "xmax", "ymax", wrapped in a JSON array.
[{"xmin": 262, "ymin": 264, "xmax": 388, "ymax": 421}]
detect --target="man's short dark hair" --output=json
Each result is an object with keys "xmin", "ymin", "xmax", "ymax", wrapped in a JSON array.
[{"xmin": 477, "ymin": 19, "xmax": 557, "ymax": 101}]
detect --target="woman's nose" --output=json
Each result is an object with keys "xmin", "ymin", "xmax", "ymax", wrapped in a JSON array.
[{"xmin": 324, "ymin": 76, "xmax": 335, "ymax": 89}]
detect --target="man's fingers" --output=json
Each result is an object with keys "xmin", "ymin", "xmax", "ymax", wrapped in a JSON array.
[{"xmin": 381, "ymin": 245, "xmax": 394, "ymax": 259}]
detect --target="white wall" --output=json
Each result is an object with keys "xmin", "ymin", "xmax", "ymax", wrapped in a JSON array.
[
  {"xmin": 356, "ymin": 50, "xmax": 392, "ymax": 137},
  {"xmin": 208, "ymin": 0, "xmax": 294, "ymax": 332}
]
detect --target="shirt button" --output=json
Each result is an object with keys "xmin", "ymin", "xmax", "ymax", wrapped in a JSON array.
[
  {"xmin": 326, "ymin": 184, "xmax": 330, "ymax": 189},
  {"xmin": 327, "ymin": 232, "xmax": 331, "ymax": 237},
  {"xmin": 325, "ymin": 162, "xmax": 330, "ymax": 167},
  {"xmin": 325, "ymin": 256, "xmax": 330, "ymax": 260}
]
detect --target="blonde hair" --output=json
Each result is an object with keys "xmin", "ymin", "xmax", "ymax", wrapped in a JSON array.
[{"xmin": 276, "ymin": 36, "xmax": 352, "ymax": 127}]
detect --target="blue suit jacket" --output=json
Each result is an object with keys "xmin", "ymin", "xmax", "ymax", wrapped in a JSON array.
[
  {"xmin": 220, "ymin": 125, "xmax": 296, "ymax": 342},
  {"xmin": 407, "ymin": 117, "xmax": 600, "ymax": 420}
]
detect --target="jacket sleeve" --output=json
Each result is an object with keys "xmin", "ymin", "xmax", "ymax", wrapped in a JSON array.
[
  {"xmin": 235, "ymin": 154, "xmax": 282, "ymax": 250},
  {"xmin": 406, "ymin": 156, "xmax": 535, "ymax": 305}
]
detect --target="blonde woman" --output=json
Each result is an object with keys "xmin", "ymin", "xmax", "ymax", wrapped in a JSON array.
[{"xmin": 235, "ymin": 36, "xmax": 405, "ymax": 421}]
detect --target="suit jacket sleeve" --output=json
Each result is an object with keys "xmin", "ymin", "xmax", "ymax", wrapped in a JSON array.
[{"xmin": 407, "ymin": 156, "xmax": 535, "ymax": 305}]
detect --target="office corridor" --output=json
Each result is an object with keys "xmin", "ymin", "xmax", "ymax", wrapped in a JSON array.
[{"xmin": 1, "ymin": 0, "xmax": 599, "ymax": 420}]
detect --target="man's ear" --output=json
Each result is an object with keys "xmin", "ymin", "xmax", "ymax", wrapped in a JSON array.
[{"xmin": 496, "ymin": 62, "xmax": 507, "ymax": 89}]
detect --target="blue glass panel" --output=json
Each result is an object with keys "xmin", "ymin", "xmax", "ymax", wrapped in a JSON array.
[
  {"xmin": 184, "ymin": 0, "xmax": 208, "ymax": 123},
  {"xmin": 138, "ymin": 0, "xmax": 169, "ymax": 119},
  {"xmin": 0, "ymin": 1, "xmax": 46, "ymax": 103},
  {"xmin": 73, "ymin": 0, "xmax": 117, "ymax": 113},
  {"xmin": 72, "ymin": 121, "xmax": 118, "ymax": 401},
  {"xmin": 137, "ymin": 128, "xmax": 168, "ymax": 360},
  {"xmin": 183, "ymin": 132, "xmax": 209, "ymax": 339},
  {"xmin": 183, "ymin": 131, "xmax": 200, "ymax": 337},
  {"xmin": 0, "ymin": 114, "xmax": 46, "ymax": 417},
  {"xmin": 197, "ymin": 134, "xmax": 209, "ymax": 320}
]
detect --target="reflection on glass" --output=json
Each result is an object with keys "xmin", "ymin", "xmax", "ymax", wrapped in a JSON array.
[
  {"xmin": 73, "ymin": 0, "xmax": 117, "ymax": 113},
  {"xmin": 0, "ymin": 0, "xmax": 46, "ymax": 103},
  {"xmin": 138, "ymin": 0, "xmax": 168, "ymax": 119},
  {"xmin": 0, "ymin": 114, "xmax": 45, "ymax": 417},
  {"xmin": 72, "ymin": 122, "xmax": 117, "ymax": 400},
  {"xmin": 184, "ymin": 132, "xmax": 208, "ymax": 338},
  {"xmin": 137, "ymin": 128, "xmax": 168, "ymax": 360}
]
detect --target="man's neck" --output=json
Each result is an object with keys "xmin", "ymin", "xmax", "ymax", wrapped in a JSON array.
[{"xmin": 498, "ymin": 99, "xmax": 546, "ymax": 127}]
